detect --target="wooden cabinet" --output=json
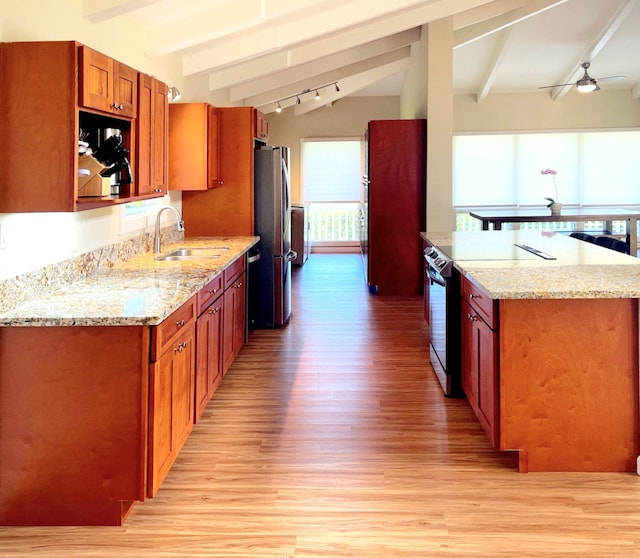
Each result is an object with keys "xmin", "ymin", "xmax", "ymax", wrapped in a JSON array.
[
  {"xmin": 195, "ymin": 275, "xmax": 224, "ymax": 422},
  {"xmin": 459, "ymin": 273, "xmax": 639, "ymax": 473},
  {"xmin": 461, "ymin": 275, "xmax": 499, "ymax": 448},
  {"xmin": 148, "ymin": 297, "xmax": 196, "ymax": 497},
  {"xmin": 461, "ymin": 294, "xmax": 498, "ymax": 448},
  {"xmin": 137, "ymin": 74, "xmax": 168, "ymax": 196},
  {"xmin": 168, "ymin": 103, "xmax": 221, "ymax": 190},
  {"xmin": 182, "ymin": 107, "xmax": 255, "ymax": 236},
  {"xmin": 254, "ymin": 108, "xmax": 269, "ymax": 141},
  {"xmin": 0, "ymin": 40, "xmax": 165, "ymax": 213},
  {"xmin": 363, "ymin": 119, "xmax": 427, "ymax": 295},
  {"xmin": 222, "ymin": 257, "xmax": 247, "ymax": 375},
  {"xmin": 79, "ymin": 45, "xmax": 137, "ymax": 118}
]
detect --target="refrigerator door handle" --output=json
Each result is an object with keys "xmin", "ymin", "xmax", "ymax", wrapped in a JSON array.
[{"xmin": 276, "ymin": 250, "xmax": 298, "ymax": 262}]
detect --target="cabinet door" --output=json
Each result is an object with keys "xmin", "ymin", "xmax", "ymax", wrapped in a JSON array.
[
  {"xmin": 114, "ymin": 61, "xmax": 137, "ymax": 118},
  {"xmin": 148, "ymin": 325, "xmax": 195, "ymax": 497},
  {"xmin": 195, "ymin": 299, "xmax": 223, "ymax": 422},
  {"xmin": 461, "ymin": 299, "xmax": 498, "ymax": 447},
  {"xmin": 79, "ymin": 46, "xmax": 115, "ymax": 114},
  {"xmin": 207, "ymin": 105, "xmax": 221, "ymax": 188},
  {"xmin": 137, "ymin": 75, "xmax": 167, "ymax": 196},
  {"xmin": 222, "ymin": 271, "xmax": 246, "ymax": 375},
  {"xmin": 152, "ymin": 79, "xmax": 169, "ymax": 194}
]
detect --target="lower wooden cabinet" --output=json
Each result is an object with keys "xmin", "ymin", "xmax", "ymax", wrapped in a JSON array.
[
  {"xmin": 223, "ymin": 258, "xmax": 246, "ymax": 375},
  {"xmin": 148, "ymin": 298, "xmax": 196, "ymax": 497},
  {"xmin": 461, "ymin": 297, "xmax": 498, "ymax": 447},
  {"xmin": 195, "ymin": 276, "xmax": 224, "ymax": 422}
]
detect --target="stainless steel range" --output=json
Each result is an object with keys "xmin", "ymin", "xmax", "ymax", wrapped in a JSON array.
[
  {"xmin": 424, "ymin": 245, "xmax": 462, "ymax": 397},
  {"xmin": 424, "ymin": 241, "xmax": 554, "ymax": 397}
]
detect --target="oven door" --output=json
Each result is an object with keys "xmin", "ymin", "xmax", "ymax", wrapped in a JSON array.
[{"xmin": 426, "ymin": 262, "xmax": 462, "ymax": 397}]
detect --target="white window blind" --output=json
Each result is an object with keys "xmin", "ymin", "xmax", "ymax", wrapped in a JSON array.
[
  {"xmin": 454, "ymin": 131, "xmax": 640, "ymax": 207},
  {"xmin": 301, "ymin": 139, "xmax": 360, "ymax": 202}
]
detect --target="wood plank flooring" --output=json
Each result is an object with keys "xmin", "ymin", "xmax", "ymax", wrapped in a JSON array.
[{"xmin": 2, "ymin": 253, "xmax": 640, "ymax": 556}]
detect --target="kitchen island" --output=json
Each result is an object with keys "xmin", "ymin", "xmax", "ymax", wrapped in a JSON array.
[
  {"xmin": 0, "ymin": 236, "xmax": 258, "ymax": 526},
  {"xmin": 422, "ymin": 230, "xmax": 640, "ymax": 473}
]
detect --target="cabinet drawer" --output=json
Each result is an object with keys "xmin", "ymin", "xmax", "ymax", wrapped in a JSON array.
[
  {"xmin": 224, "ymin": 257, "xmax": 246, "ymax": 289},
  {"xmin": 461, "ymin": 275, "xmax": 497, "ymax": 329},
  {"xmin": 197, "ymin": 274, "xmax": 223, "ymax": 315},
  {"xmin": 151, "ymin": 296, "xmax": 196, "ymax": 361}
]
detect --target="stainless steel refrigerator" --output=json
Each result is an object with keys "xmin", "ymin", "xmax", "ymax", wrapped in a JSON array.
[{"xmin": 250, "ymin": 146, "xmax": 296, "ymax": 328}]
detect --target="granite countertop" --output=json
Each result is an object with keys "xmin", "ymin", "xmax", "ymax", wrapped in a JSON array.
[
  {"xmin": 0, "ymin": 236, "xmax": 259, "ymax": 327},
  {"xmin": 421, "ymin": 230, "xmax": 640, "ymax": 299}
]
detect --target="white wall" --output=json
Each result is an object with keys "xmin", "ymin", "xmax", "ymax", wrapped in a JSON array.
[{"xmin": 0, "ymin": 1, "xmax": 185, "ymax": 279}]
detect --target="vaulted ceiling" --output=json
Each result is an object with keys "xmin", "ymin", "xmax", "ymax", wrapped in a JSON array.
[{"xmin": 83, "ymin": 0, "xmax": 640, "ymax": 114}]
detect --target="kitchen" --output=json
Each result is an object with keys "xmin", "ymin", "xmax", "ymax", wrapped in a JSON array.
[{"xmin": 2, "ymin": 0, "xmax": 640, "ymax": 555}]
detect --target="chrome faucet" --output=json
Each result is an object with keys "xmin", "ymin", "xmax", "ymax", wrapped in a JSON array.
[{"xmin": 154, "ymin": 205, "xmax": 185, "ymax": 254}]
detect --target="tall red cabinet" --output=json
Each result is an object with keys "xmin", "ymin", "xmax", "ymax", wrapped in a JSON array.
[{"xmin": 360, "ymin": 119, "xmax": 427, "ymax": 295}]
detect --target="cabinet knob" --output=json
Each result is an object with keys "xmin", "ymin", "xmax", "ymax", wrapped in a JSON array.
[
  {"xmin": 469, "ymin": 293, "xmax": 479, "ymax": 300},
  {"xmin": 174, "ymin": 341, "xmax": 187, "ymax": 353},
  {"xmin": 209, "ymin": 288, "xmax": 218, "ymax": 294},
  {"xmin": 467, "ymin": 313, "xmax": 477, "ymax": 322}
]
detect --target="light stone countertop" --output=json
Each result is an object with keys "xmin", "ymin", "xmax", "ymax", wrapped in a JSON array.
[
  {"xmin": 421, "ymin": 230, "xmax": 640, "ymax": 299},
  {"xmin": 0, "ymin": 236, "xmax": 259, "ymax": 327}
]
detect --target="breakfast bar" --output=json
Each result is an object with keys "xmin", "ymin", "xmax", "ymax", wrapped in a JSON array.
[{"xmin": 469, "ymin": 207, "xmax": 640, "ymax": 255}]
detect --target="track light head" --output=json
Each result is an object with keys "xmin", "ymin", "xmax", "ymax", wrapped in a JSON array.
[
  {"xmin": 275, "ymin": 102, "xmax": 282, "ymax": 113},
  {"xmin": 314, "ymin": 90, "xmax": 320, "ymax": 100},
  {"xmin": 296, "ymin": 96, "xmax": 301, "ymax": 105},
  {"xmin": 334, "ymin": 83, "xmax": 340, "ymax": 92}
]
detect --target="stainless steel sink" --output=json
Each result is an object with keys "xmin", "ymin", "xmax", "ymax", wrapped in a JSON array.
[{"xmin": 155, "ymin": 246, "xmax": 229, "ymax": 261}]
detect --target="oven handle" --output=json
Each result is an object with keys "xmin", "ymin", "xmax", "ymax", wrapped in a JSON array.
[{"xmin": 426, "ymin": 264, "xmax": 447, "ymax": 287}]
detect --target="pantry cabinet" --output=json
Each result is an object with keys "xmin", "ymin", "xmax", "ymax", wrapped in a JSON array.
[
  {"xmin": 0, "ymin": 40, "xmax": 166, "ymax": 213},
  {"xmin": 168, "ymin": 103, "xmax": 221, "ymax": 190}
]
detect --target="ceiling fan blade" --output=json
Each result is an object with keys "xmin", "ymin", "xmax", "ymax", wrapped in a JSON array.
[
  {"xmin": 538, "ymin": 83, "xmax": 577, "ymax": 89},
  {"xmin": 597, "ymin": 75, "xmax": 627, "ymax": 81}
]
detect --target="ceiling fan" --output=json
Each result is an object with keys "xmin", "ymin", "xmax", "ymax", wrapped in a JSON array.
[{"xmin": 539, "ymin": 62, "xmax": 626, "ymax": 93}]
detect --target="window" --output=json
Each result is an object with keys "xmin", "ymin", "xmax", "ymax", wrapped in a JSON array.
[
  {"xmin": 301, "ymin": 138, "xmax": 361, "ymax": 244},
  {"xmin": 453, "ymin": 131, "xmax": 640, "ymax": 232},
  {"xmin": 454, "ymin": 130, "xmax": 640, "ymax": 208}
]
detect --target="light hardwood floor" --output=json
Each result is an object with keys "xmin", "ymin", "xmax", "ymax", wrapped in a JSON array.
[{"xmin": 2, "ymin": 254, "xmax": 640, "ymax": 557}]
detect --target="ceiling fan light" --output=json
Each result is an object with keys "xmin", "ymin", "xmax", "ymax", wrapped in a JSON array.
[{"xmin": 577, "ymin": 80, "xmax": 597, "ymax": 93}]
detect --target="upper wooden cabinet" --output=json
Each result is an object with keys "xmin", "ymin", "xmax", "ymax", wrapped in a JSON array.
[
  {"xmin": 181, "ymin": 107, "xmax": 256, "ymax": 236},
  {"xmin": 168, "ymin": 103, "xmax": 221, "ymax": 190},
  {"xmin": 136, "ymin": 74, "xmax": 168, "ymax": 196},
  {"xmin": 79, "ymin": 46, "xmax": 137, "ymax": 118},
  {"xmin": 0, "ymin": 40, "xmax": 166, "ymax": 213}
]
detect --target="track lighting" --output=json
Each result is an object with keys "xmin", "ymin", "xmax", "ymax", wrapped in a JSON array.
[{"xmin": 268, "ymin": 81, "xmax": 340, "ymax": 113}]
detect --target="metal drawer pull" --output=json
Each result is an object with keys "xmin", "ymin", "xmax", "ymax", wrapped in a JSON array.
[
  {"xmin": 469, "ymin": 293, "xmax": 479, "ymax": 300},
  {"xmin": 174, "ymin": 341, "xmax": 188, "ymax": 353},
  {"xmin": 176, "ymin": 319, "xmax": 185, "ymax": 327},
  {"xmin": 467, "ymin": 313, "xmax": 477, "ymax": 322}
]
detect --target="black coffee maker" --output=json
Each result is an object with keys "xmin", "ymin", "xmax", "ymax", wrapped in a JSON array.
[{"xmin": 95, "ymin": 132, "xmax": 133, "ymax": 194}]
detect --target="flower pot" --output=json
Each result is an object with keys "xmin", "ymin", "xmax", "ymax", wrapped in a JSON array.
[{"xmin": 549, "ymin": 202, "xmax": 563, "ymax": 215}]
